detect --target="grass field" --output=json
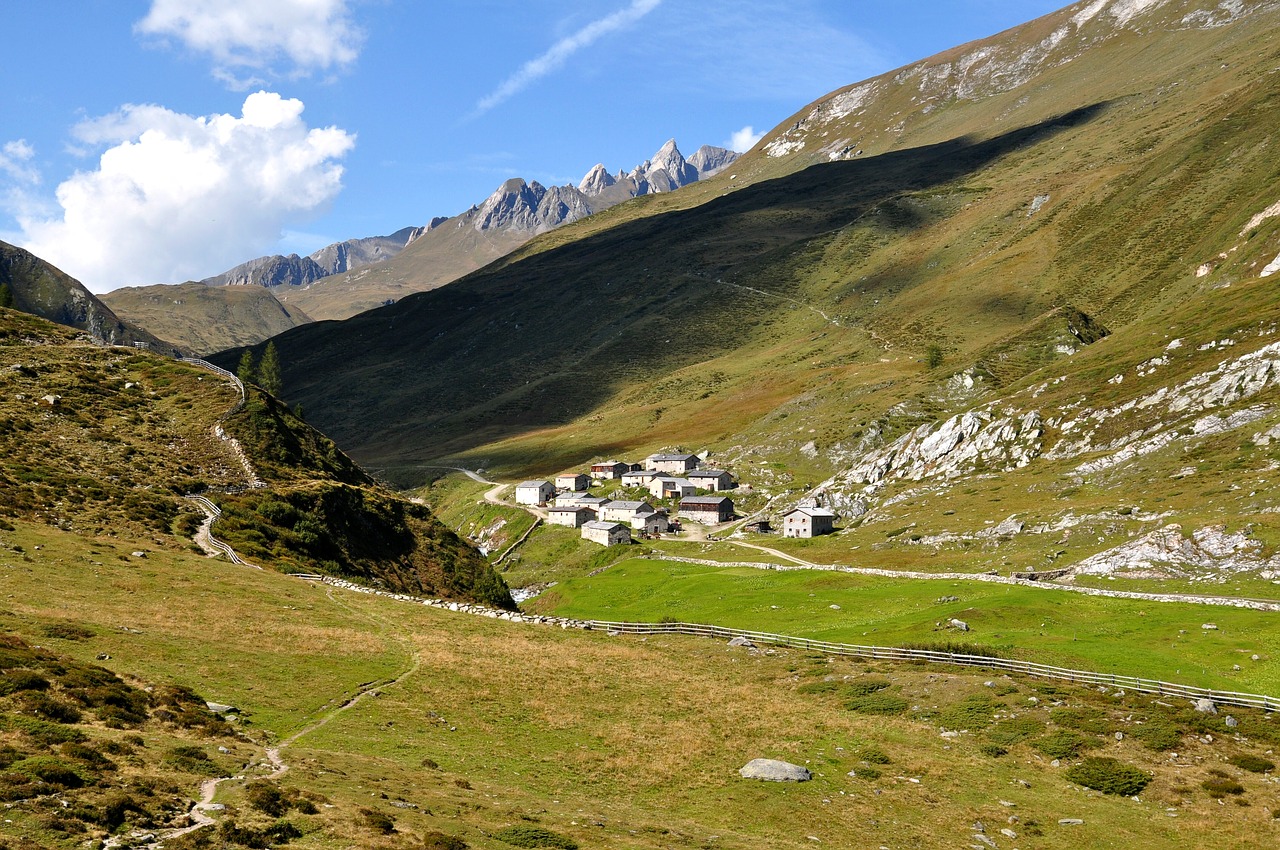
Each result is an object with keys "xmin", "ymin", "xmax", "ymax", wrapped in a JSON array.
[
  {"xmin": 534, "ymin": 558, "xmax": 1280, "ymax": 695},
  {"xmin": 4, "ymin": 519, "xmax": 1279, "ymax": 848}
]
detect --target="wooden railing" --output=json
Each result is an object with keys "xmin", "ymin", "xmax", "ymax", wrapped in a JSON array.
[{"xmin": 588, "ymin": 620, "xmax": 1278, "ymax": 712}]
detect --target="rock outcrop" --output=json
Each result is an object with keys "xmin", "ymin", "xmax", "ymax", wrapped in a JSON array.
[{"xmin": 738, "ymin": 759, "xmax": 812, "ymax": 782}]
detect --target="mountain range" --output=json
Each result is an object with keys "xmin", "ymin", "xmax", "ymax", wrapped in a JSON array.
[{"xmin": 191, "ymin": 140, "xmax": 738, "ymax": 323}]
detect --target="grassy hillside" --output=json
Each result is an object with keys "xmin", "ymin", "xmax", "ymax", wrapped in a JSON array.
[
  {"xmin": 0, "ymin": 240, "xmax": 177, "ymax": 353},
  {"xmin": 216, "ymin": 2, "xmax": 1280, "ymax": 495},
  {"xmin": 2, "ymin": 518, "xmax": 1277, "ymax": 849},
  {"xmin": 0, "ymin": 307, "xmax": 510, "ymax": 608},
  {"xmin": 102, "ymin": 282, "xmax": 312, "ymax": 356}
]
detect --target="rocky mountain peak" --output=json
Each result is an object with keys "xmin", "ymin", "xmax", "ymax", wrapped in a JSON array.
[{"xmin": 578, "ymin": 163, "xmax": 616, "ymax": 195}]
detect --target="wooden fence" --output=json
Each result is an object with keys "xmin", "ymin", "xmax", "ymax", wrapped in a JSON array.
[{"xmin": 588, "ymin": 620, "xmax": 1278, "ymax": 712}]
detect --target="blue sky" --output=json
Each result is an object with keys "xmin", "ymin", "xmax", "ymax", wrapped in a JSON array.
[{"xmin": 0, "ymin": 0, "xmax": 1068, "ymax": 292}]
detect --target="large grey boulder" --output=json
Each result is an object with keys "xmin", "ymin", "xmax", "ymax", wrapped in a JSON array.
[
  {"xmin": 739, "ymin": 759, "xmax": 811, "ymax": 782},
  {"xmin": 1193, "ymin": 697, "xmax": 1217, "ymax": 715}
]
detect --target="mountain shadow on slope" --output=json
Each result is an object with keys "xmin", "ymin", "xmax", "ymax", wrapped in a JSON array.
[{"xmin": 213, "ymin": 105, "xmax": 1107, "ymax": 481}]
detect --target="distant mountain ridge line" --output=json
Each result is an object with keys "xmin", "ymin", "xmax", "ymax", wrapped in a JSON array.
[{"xmin": 198, "ymin": 140, "xmax": 739, "ymax": 313}]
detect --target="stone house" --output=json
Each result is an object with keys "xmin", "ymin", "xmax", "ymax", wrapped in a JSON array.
[
  {"xmin": 515, "ymin": 480, "xmax": 555, "ymax": 505},
  {"xmin": 547, "ymin": 506, "xmax": 596, "ymax": 528},
  {"xmin": 577, "ymin": 495, "xmax": 612, "ymax": 515},
  {"xmin": 555, "ymin": 473, "xmax": 589, "ymax": 492},
  {"xmin": 649, "ymin": 477, "xmax": 696, "ymax": 500},
  {"xmin": 600, "ymin": 500, "xmax": 656, "ymax": 524},
  {"xmin": 590, "ymin": 461, "xmax": 630, "ymax": 480},
  {"xmin": 782, "ymin": 506, "xmax": 836, "ymax": 538},
  {"xmin": 679, "ymin": 495, "xmax": 734, "ymax": 524},
  {"xmin": 646, "ymin": 453, "xmax": 701, "ymax": 474},
  {"xmin": 687, "ymin": 469, "xmax": 735, "ymax": 491},
  {"xmin": 621, "ymin": 469, "xmax": 659, "ymax": 487},
  {"xmin": 634, "ymin": 511, "xmax": 669, "ymax": 535},
  {"xmin": 582, "ymin": 520, "xmax": 631, "ymax": 547}
]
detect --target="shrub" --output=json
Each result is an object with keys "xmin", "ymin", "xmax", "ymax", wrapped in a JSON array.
[
  {"xmin": 938, "ymin": 695, "xmax": 998, "ymax": 730},
  {"xmin": 1051, "ymin": 707, "xmax": 1110, "ymax": 735},
  {"xmin": 847, "ymin": 692, "xmax": 909, "ymax": 715},
  {"xmin": 245, "ymin": 781, "xmax": 288, "ymax": 816},
  {"xmin": 164, "ymin": 746, "xmax": 219, "ymax": 776},
  {"xmin": 493, "ymin": 825, "xmax": 579, "ymax": 850},
  {"xmin": 843, "ymin": 678, "xmax": 892, "ymax": 697},
  {"xmin": 1132, "ymin": 721, "xmax": 1182, "ymax": 751},
  {"xmin": 986, "ymin": 717, "xmax": 1044, "ymax": 746},
  {"xmin": 8, "ymin": 757, "xmax": 86, "ymax": 789},
  {"xmin": 858, "ymin": 747, "xmax": 891, "ymax": 765},
  {"xmin": 1065, "ymin": 757, "xmax": 1151, "ymax": 796},
  {"xmin": 1228, "ymin": 754, "xmax": 1275, "ymax": 774},
  {"xmin": 41, "ymin": 622, "xmax": 94, "ymax": 642},
  {"xmin": 980, "ymin": 743, "xmax": 1008, "ymax": 758},
  {"xmin": 0, "ymin": 671, "xmax": 49, "ymax": 695},
  {"xmin": 20, "ymin": 693, "xmax": 82, "ymax": 724},
  {"xmin": 1033, "ymin": 731, "xmax": 1091, "ymax": 759},
  {"xmin": 422, "ymin": 832, "xmax": 468, "ymax": 850},
  {"xmin": 796, "ymin": 680, "xmax": 841, "ymax": 695},
  {"xmin": 359, "ymin": 808, "xmax": 395, "ymax": 834},
  {"xmin": 1202, "ymin": 776, "xmax": 1245, "ymax": 798}
]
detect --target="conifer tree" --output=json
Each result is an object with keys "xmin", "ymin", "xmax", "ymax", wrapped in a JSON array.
[
  {"xmin": 0, "ymin": 281, "xmax": 13, "ymax": 309},
  {"xmin": 259, "ymin": 342, "xmax": 282, "ymax": 396},
  {"xmin": 237, "ymin": 349, "xmax": 257, "ymax": 387}
]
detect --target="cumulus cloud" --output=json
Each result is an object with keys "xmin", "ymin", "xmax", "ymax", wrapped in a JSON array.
[
  {"xmin": 136, "ymin": 0, "xmax": 363, "ymax": 82},
  {"xmin": 15, "ymin": 92, "xmax": 355, "ymax": 292},
  {"xmin": 473, "ymin": 0, "xmax": 663, "ymax": 116},
  {"xmin": 727, "ymin": 126, "xmax": 764, "ymax": 152}
]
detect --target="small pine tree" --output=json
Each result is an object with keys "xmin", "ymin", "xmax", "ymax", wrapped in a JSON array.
[
  {"xmin": 0, "ymin": 281, "xmax": 13, "ymax": 309},
  {"xmin": 925, "ymin": 344, "xmax": 944, "ymax": 369},
  {"xmin": 237, "ymin": 349, "xmax": 257, "ymax": 386},
  {"xmin": 259, "ymin": 341, "xmax": 282, "ymax": 396}
]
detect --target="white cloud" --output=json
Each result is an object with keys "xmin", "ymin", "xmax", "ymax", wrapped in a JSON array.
[
  {"xmin": 14, "ymin": 92, "xmax": 355, "ymax": 292},
  {"xmin": 727, "ymin": 126, "xmax": 764, "ymax": 152},
  {"xmin": 474, "ymin": 0, "xmax": 663, "ymax": 116},
  {"xmin": 0, "ymin": 141, "xmax": 39, "ymax": 185},
  {"xmin": 136, "ymin": 0, "xmax": 363, "ymax": 82}
]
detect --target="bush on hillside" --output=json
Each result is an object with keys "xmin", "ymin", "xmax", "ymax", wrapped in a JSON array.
[
  {"xmin": 493, "ymin": 825, "xmax": 578, "ymax": 849},
  {"xmin": 846, "ymin": 692, "xmax": 909, "ymax": 715},
  {"xmin": 1065, "ymin": 757, "xmax": 1151, "ymax": 796},
  {"xmin": 1032, "ymin": 731, "xmax": 1091, "ymax": 760},
  {"xmin": 1228, "ymin": 754, "xmax": 1275, "ymax": 773}
]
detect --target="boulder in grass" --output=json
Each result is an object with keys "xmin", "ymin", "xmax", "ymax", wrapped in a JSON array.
[
  {"xmin": 728, "ymin": 636, "xmax": 755, "ymax": 648},
  {"xmin": 739, "ymin": 759, "xmax": 811, "ymax": 782}
]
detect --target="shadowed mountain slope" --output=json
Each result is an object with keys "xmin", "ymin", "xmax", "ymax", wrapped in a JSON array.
[{"xmin": 214, "ymin": 0, "xmax": 1280, "ymax": 487}]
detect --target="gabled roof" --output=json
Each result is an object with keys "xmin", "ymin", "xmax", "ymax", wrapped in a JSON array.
[
  {"xmin": 517, "ymin": 480, "xmax": 552, "ymax": 489},
  {"xmin": 591, "ymin": 460, "xmax": 628, "ymax": 468},
  {"xmin": 681, "ymin": 495, "xmax": 732, "ymax": 506},
  {"xmin": 583, "ymin": 520, "xmax": 627, "ymax": 531},
  {"xmin": 687, "ymin": 469, "xmax": 730, "ymax": 478},
  {"xmin": 606, "ymin": 500, "xmax": 653, "ymax": 513},
  {"xmin": 785, "ymin": 506, "xmax": 836, "ymax": 518},
  {"xmin": 648, "ymin": 453, "xmax": 698, "ymax": 462},
  {"xmin": 548, "ymin": 505, "xmax": 593, "ymax": 513},
  {"xmin": 578, "ymin": 496, "xmax": 611, "ymax": 504}
]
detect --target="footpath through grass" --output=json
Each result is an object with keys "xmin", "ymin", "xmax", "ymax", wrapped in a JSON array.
[{"xmin": 533, "ymin": 558, "xmax": 1280, "ymax": 695}]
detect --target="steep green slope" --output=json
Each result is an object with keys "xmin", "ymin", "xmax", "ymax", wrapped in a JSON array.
[
  {"xmin": 216, "ymin": 0, "xmax": 1280, "ymax": 489},
  {"xmin": 0, "ymin": 307, "xmax": 510, "ymax": 608},
  {"xmin": 101, "ymin": 282, "xmax": 311, "ymax": 356}
]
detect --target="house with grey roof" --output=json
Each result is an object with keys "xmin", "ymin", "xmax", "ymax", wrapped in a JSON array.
[
  {"xmin": 646, "ymin": 453, "xmax": 701, "ymax": 474},
  {"xmin": 679, "ymin": 495, "xmax": 734, "ymax": 524},
  {"xmin": 590, "ymin": 460, "xmax": 630, "ymax": 480},
  {"xmin": 547, "ymin": 506, "xmax": 596, "ymax": 528},
  {"xmin": 782, "ymin": 506, "xmax": 836, "ymax": 538},
  {"xmin": 621, "ymin": 469, "xmax": 659, "ymax": 487},
  {"xmin": 515, "ymin": 480, "xmax": 555, "ymax": 506},
  {"xmin": 649, "ymin": 476, "xmax": 696, "ymax": 500},
  {"xmin": 582, "ymin": 520, "xmax": 631, "ymax": 547},
  {"xmin": 687, "ymin": 469, "xmax": 735, "ymax": 491}
]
